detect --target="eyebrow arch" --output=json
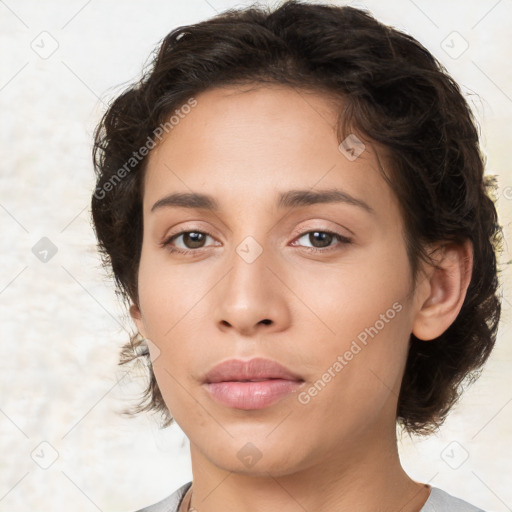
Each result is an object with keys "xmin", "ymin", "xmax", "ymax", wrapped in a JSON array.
[
  {"xmin": 278, "ymin": 188, "xmax": 374, "ymax": 214},
  {"xmin": 150, "ymin": 188, "xmax": 375, "ymax": 215}
]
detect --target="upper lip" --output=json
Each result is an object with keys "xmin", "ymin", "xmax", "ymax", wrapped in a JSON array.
[{"xmin": 203, "ymin": 357, "xmax": 304, "ymax": 383}]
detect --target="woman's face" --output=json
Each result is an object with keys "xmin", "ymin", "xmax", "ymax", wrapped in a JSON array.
[{"xmin": 131, "ymin": 85, "xmax": 427, "ymax": 475}]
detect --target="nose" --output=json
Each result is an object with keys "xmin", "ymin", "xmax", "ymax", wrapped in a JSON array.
[{"xmin": 213, "ymin": 243, "xmax": 292, "ymax": 337}]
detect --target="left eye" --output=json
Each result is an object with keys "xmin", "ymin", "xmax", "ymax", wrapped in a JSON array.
[{"xmin": 292, "ymin": 230, "xmax": 351, "ymax": 250}]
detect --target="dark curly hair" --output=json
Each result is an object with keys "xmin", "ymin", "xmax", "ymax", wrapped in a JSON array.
[{"xmin": 91, "ymin": 0, "xmax": 503, "ymax": 435}]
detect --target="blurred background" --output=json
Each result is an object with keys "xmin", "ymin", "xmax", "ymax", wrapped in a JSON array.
[{"xmin": 0, "ymin": 0, "xmax": 511, "ymax": 510}]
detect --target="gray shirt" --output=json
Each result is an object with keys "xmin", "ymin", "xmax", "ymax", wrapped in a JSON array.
[{"xmin": 134, "ymin": 481, "xmax": 486, "ymax": 512}]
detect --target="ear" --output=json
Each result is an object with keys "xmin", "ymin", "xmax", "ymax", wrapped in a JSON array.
[
  {"xmin": 129, "ymin": 303, "xmax": 147, "ymax": 338},
  {"xmin": 412, "ymin": 239, "xmax": 473, "ymax": 341}
]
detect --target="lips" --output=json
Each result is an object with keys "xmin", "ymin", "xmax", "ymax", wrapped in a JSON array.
[
  {"xmin": 203, "ymin": 357, "xmax": 304, "ymax": 384},
  {"xmin": 202, "ymin": 358, "xmax": 305, "ymax": 409}
]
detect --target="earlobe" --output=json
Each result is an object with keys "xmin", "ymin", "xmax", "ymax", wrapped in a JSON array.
[
  {"xmin": 129, "ymin": 303, "xmax": 147, "ymax": 338},
  {"xmin": 412, "ymin": 239, "xmax": 473, "ymax": 341}
]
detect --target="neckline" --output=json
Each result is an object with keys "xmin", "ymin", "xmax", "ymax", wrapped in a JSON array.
[
  {"xmin": 178, "ymin": 483, "xmax": 193, "ymax": 512},
  {"xmin": 178, "ymin": 482, "xmax": 434, "ymax": 512}
]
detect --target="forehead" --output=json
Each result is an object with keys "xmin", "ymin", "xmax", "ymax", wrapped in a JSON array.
[{"xmin": 143, "ymin": 85, "xmax": 399, "ymax": 222}]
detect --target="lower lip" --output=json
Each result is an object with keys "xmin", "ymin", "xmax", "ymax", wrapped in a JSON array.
[{"xmin": 204, "ymin": 379, "xmax": 304, "ymax": 409}]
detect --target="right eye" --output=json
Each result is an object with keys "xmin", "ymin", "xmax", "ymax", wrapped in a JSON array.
[{"xmin": 161, "ymin": 230, "xmax": 217, "ymax": 254}]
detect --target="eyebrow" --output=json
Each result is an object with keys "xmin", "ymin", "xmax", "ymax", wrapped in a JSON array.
[{"xmin": 150, "ymin": 188, "xmax": 375, "ymax": 215}]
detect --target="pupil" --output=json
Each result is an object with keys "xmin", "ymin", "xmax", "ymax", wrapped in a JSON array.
[
  {"xmin": 311, "ymin": 231, "xmax": 331, "ymax": 248},
  {"xmin": 185, "ymin": 232, "xmax": 204, "ymax": 248}
]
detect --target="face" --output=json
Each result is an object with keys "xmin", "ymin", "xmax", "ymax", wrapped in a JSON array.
[{"xmin": 130, "ymin": 84, "xmax": 426, "ymax": 476}]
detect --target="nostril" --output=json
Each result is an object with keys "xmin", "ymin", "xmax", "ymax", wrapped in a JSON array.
[{"xmin": 260, "ymin": 319, "xmax": 272, "ymax": 325}]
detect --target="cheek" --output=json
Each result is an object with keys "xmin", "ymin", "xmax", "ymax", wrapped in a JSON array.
[
  {"xmin": 136, "ymin": 247, "xmax": 207, "ymax": 339},
  {"xmin": 291, "ymin": 241, "xmax": 412, "ymax": 411},
  {"xmin": 151, "ymin": 361, "xmax": 202, "ymax": 423},
  {"xmin": 295, "ymin": 296, "xmax": 411, "ymax": 442},
  {"xmin": 290, "ymin": 236, "xmax": 411, "ymax": 348},
  {"xmin": 136, "ymin": 250, "xmax": 218, "ymax": 396}
]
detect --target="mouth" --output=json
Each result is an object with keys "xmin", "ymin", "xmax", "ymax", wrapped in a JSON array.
[{"xmin": 202, "ymin": 357, "xmax": 305, "ymax": 410}]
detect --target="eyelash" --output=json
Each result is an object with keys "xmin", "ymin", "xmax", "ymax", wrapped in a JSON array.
[{"xmin": 161, "ymin": 229, "xmax": 352, "ymax": 255}]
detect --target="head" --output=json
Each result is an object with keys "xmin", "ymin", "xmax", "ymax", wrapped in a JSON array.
[{"xmin": 91, "ymin": 0, "xmax": 502, "ymax": 473}]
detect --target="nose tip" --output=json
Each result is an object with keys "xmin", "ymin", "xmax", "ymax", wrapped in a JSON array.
[{"xmin": 213, "ymin": 241, "xmax": 292, "ymax": 336}]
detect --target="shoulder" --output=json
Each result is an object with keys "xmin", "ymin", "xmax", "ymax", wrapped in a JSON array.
[
  {"xmin": 421, "ymin": 486, "xmax": 486, "ymax": 512},
  {"xmin": 131, "ymin": 482, "xmax": 487, "ymax": 512},
  {"xmin": 131, "ymin": 481, "xmax": 192, "ymax": 512}
]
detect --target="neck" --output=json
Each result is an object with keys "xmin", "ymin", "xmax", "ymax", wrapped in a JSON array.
[{"xmin": 185, "ymin": 424, "xmax": 430, "ymax": 512}]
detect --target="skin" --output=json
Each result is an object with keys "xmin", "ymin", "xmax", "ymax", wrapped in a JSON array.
[{"xmin": 130, "ymin": 84, "xmax": 473, "ymax": 512}]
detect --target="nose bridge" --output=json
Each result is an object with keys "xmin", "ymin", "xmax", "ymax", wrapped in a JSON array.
[
  {"xmin": 226, "ymin": 215, "xmax": 273, "ymax": 295},
  {"xmin": 227, "ymin": 235, "xmax": 272, "ymax": 310}
]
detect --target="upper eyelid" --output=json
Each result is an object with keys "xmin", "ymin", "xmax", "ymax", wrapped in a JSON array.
[
  {"xmin": 164, "ymin": 219, "xmax": 351, "ymax": 239},
  {"xmin": 164, "ymin": 228, "xmax": 216, "ymax": 242}
]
